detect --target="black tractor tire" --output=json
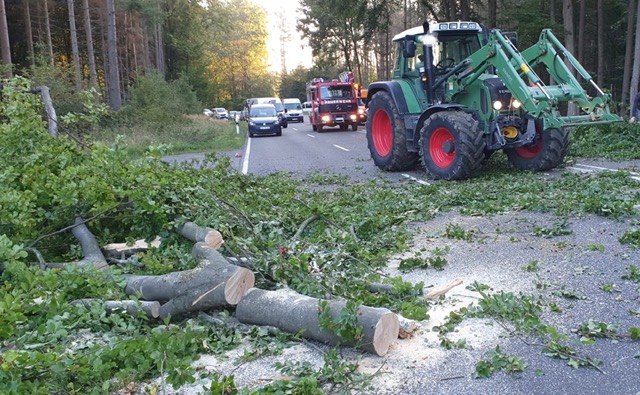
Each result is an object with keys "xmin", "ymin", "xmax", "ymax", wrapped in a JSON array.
[
  {"xmin": 504, "ymin": 126, "xmax": 569, "ymax": 171},
  {"xmin": 340, "ymin": 123, "xmax": 348, "ymax": 131},
  {"xmin": 419, "ymin": 111, "xmax": 485, "ymax": 180},
  {"xmin": 351, "ymin": 122, "xmax": 358, "ymax": 131},
  {"xmin": 317, "ymin": 123, "xmax": 324, "ymax": 133},
  {"xmin": 365, "ymin": 91, "xmax": 419, "ymax": 171},
  {"xmin": 312, "ymin": 124, "xmax": 317, "ymax": 131}
]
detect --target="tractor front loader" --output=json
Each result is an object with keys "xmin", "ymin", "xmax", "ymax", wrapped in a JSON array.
[{"xmin": 365, "ymin": 21, "xmax": 621, "ymax": 180}]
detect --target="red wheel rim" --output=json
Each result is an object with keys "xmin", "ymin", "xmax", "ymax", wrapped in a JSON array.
[
  {"xmin": 515, "ymin": 138, "xmax": 542, "ymax": 158},
  {"xmin": 372, "ymin": 109, "xmax": 392, "ymax": 157},
  {"xmin": 429, "ymin": 127, "xmax": 455, "ymax": 168}
]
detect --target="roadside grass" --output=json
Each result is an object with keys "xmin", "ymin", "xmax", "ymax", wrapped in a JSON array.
[{"xmin": 91, "ymin": 114, "xmax": 246, "ymax": 157}]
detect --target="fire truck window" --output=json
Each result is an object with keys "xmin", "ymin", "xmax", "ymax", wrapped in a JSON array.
[{"xmin": 320, "ymin": 86, "xmax": 353, "ymax": 100}]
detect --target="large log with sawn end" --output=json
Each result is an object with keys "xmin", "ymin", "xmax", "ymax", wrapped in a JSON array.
[
  {"xmin": 235, "ymin": 288, "xmax": 399, "ymax": 356},
  {"xmin": 123, "ymin": 242, "xmax": 254, "ymax": 318}
]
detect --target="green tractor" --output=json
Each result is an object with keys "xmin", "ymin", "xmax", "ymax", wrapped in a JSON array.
[{"xmin": 365, "ymin": 21, "xmax": 621, "ymax": 180}]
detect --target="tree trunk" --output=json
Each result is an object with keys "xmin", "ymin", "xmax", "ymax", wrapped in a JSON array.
[
  {"xmin": 596, "ymin": 0, "xmax": 604, "ymax": 87},
  {"xmin": 72, "ymin": 216, "xmax": 108, "ymax": 269},
  {"xmin": 44, "ymin": 0, "xmax": 54, "ymax": 66},
  {"xmin": 622, "ymin": 0, "xmax": 636, "ymax": 115},
  {"xmin": 67, "ymin": 0, "xmax": 83, "ymax": 92},
  {"xmin": 142, "ymin": 23, "xmax": 151, "ymax": 72},
  {"xmin": 24, "ymin": 0, "xmax": 35, "ymax": 66},
  {"xmin": 460, "ymin": 0, "xmax": 470, "ymax": 20},
  {"xmin": 0, "ymin": 0, "xmax": 12, "ymax": 77},
  {"xmin": 154, "ymin": 16, "xmax": 165, "ymax": 76},
  {"xmin": 106, "ymin": 0, "xmax": 122, "ymax": 109},
  {"xmin": 123, "ymin": 242, "xmax": 255, "ymax": 318},
  {"xmin": 577, "ymin": 0, "xmax": 585, "ymax": 66},
  {"xmin": 32, "ymin": 85, "xmax": 58, "ymax": 136},
  {"xmin": 82, "ymin": 0, "xmax": 97, "ymax": 89},
  {"xmin": 487, "ymin": 0, "xmax": 497, "ymax": 28},
  {"xmin": 563, "ymin": 0, "xmax": 578, "ymax": 116},
  {"xmin": 630, "ymin": 0, "xmax": 640, "ymax": 118},
  {"xmin": 235, "ymin": 288, "xmax": 399, "ymax": 356}
]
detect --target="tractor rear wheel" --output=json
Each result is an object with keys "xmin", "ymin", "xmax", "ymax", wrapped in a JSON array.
[
  {"xmin": 351, "ymin": 122, "xmax": 358, "ymax": 131},
  {"xmin": 340, "ymin": 124, "xmax": 348, "ymax": 131},
  {"xmin": 366, "ymin": 91, "xmax": 419, "ymax": 171},
  {"xmin": 504, "ymin": 125, "xmax": 569, "ymax": 171},
  {"xmin": 420, "ymin": 111, "xmax": 485, "ymax": 180}
]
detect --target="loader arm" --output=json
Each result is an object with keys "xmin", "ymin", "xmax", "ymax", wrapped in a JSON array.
[{"xmin": 446, "ymin": 29, "xmax": 621, "ymax": 129}]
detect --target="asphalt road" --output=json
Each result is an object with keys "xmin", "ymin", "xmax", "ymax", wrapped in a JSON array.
[{"xmin": 163, "ymin": 121, "xmax": 640, "ymax": 395}]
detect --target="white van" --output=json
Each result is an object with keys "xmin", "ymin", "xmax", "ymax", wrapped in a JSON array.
[
  {"xmin": 283, "ymin": 98, "xmax": 304, "ymax": 123},
  {"xmin": 248, "ymin": 97, "xmax": 287, "ymax": 127}
]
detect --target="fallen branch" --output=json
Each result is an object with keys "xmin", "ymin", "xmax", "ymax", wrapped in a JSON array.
[
  {"xmin": 175, "ymin": 222, "xmax": 224, "ymax": 249},
  {"xmin": 102, "ymin": 237, "xmax": 161, "ymax": 258},
  {"xmin": 235, "ymin": 288, "xmax": 399, "ymax": 356},
  {"xmin": 424, "ymin": 279, "xmax": 463, "ymax": 300},
  {"xmin": 123, "ymin": 242, "xmax": 254, "ymax": 318},
  {"xmin": 72, "ymin": 216, "xmax": 108, "ymax": 270}
]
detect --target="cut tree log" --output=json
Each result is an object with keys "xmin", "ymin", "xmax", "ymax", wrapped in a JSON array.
[
  {"xmin": 175, "ymin": 221, "xmax": 224, "ymax": 249},
  {"xmin": 235, "ymin": 288, "xmax": 399, "ymax": 356},
  {"xmin": 102, "ymin": 237, "xmax": 161, "ymax": 258},
  {"xmin": 70, "ymin": 298, "xmax": 160, "ymax": 318},
  {"xmin": 123, "ymin": 242, "xmax": 254, "ymax": 318},
  {"xmin": 424, "ymin": 279, "xmax": 463, "ymax": 300}
]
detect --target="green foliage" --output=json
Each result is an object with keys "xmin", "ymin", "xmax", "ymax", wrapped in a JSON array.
[
  {"xmin": 444, "ymin": 223, "xmax": 475, "ymax": 241},
  {"xmin": 521, "ymin": 260, "xmax": 540, "ymax": 272},
  {"xmin": 473, "ymin": 346, "xmax": 527, "ymax": 378},
  {"xmin": 621, "ymin": 265, "xmax": 640, "ymax": 282},
  {"xmin": 318, "ymin": 300, "xmax": 363, "ymax": 345},
  {"xmin": 119, "ymin": 72, "xmax": 202, "ymax": 123},
  {"xmin": 575, "ymin": 320, "xmax": 620, "ymax": 340},
  {"xmin": 619, "ymin": 229, "xmax": 640, "ymax": 249},
  {"xmin": 570, "ymin": 122, "xmax": 640, "ymax": 160},
  {"xmin": 533, "ymin": 221, "xmax": 573, "ymax": 238}
]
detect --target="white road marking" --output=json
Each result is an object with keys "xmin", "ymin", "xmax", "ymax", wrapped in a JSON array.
[
  {"xmin": 307, "ymin": 134, "xmax": 315, "ymax": 138},
  {"xmin": 292, "ymin": 128, "xmax": 298, "ymax": 131},
  {"xmin": 355, "ymin": 130, "xmax": 366, "ymax": 134},
  {"xmin": 333, "ymin": 144, "xmax": 350, "ymax": 152},
  {"xmin": 567, "ymin": 163, "xmax": 640, "ymax": 182},
  {"xmin": 402, "ymin": 173, "xmax": 432, "ymax": 185},
  {"xmin": 241, "ymin": 137, "xmax": 251, "ymax": 175}
]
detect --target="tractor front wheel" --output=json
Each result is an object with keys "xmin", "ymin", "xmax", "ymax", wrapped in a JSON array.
[
  {"xmin": 366, "ymin": 91, "xmax": 419, "ymax": 171},
  {"xmin": 504, "ymin": 126, "xmax": 569, "ymax": 171},
  {"xmin": 420, "ymin": 111, "xmax": 485, "ymax": 180}
]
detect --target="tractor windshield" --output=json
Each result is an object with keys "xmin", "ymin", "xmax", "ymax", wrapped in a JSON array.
[{"xmin": 432, "ymin": 33, "xmax": 481, "ymax": 73}]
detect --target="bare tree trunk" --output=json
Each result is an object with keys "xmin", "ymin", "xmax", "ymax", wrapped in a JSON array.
[
  {"xmin": 622, "ymin": 0, "xmax": 636, "ymax": 115},
  {"xmin": 154, "ymin": 17, "xmax": 165, "ymax": 76},
  {"xmin": 82, "ymin": 0, "xmax": 97, "ymax": 89},
  {"xmin": 24, "ymin": 0, "xmax": 35, "ymax": 66},
  {"xmin": 563, "ymin": 0, "xmax": 578, "ymax": 116},
  {"xmin": 106, "ymin": 0, "xmax": 122, "ymax": 110},
  {"xmin": 487, "ymin": 0, "xmax": 497, "ymax": 28},
  {"xmin": 142, "ymin": 23, "xmax": 151, "ymax": 72},
  {"xmin": 460, "ymin": 0, "xmax": 470, "ymax": 20},
  {"xmin": 550, "ymin": 0, "xmax": 557, "ymax": 24},
  {"xmin": 44, "ymin": 0, "xmax": 54, "ymax": 66},
  {"xmin": 67, "ymin": 0, "xmax": 83, "ymax": 92},
  {"xmin": 577, "ymin": 0, "xmax": 585, "ymax": 65},
  {"xmin": 0, "ymin": 0, "xmax": 12, "ymax": 77},
  {"xmin": 630, "ymin": 0, "xmax": 640, "ymax": 118},
  {"xmin": 596, "ymin": 0, "xmax": 604, "ymax": 87}
]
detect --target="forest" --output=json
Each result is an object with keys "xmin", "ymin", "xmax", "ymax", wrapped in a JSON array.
[{"xmin": 0, "ymin": 0, "xmax": 639, "ymax": 114}]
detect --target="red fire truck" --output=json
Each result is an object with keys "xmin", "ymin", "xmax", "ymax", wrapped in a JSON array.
[{"xmin": 306, "ymin": 72, "xmax": 359, "ymax": 132}]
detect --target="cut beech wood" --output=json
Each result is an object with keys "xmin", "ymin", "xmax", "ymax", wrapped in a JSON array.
[
  {"xmin": 235, "ymin": 288, "xmax": 399, "ymax": 356},
  {"xmin": 175, "ymin": 221, "xmax": 224, "ymax": 249},
  {"xmin": 102, "ymin": 237, "xmax": 161, "ymax": 258},
  {"xmin": 397, "ymin": 315, "xmax": 419, "ymax": 339},
  {"xmin": 424, "ymin": 279, "xmax": 463, "ymax": 300},
  {"xmin": 70, "ymin": 298, "xmax": 160, "ymax": 318},
  {"xmin": 123, "ymin": 242, "xmax": 254, "ymax": 318}
]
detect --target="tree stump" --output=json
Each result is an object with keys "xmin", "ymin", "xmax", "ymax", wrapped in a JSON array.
[
  {"xmin": 123, "ymin": 242, "xmax": 254, "ymax": 318},
  {"xmin": 235, "ymin": 288, "xmax": 399, "ymax": 356}
]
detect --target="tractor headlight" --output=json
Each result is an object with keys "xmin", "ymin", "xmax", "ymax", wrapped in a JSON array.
[
  {"xmin": 492, "ymin": 100, "xmax": 503, "ymax": 110},
  {"xmin": 321, "ymin": 115, "xmax": 331, "ymax": 123},
  {"xmin": 350, "ymin": 114, "xmax": 357, "ymax": 120},
  {"xmin": 512, "ymin": 99, "xmax": 522, "ymax": 109}
]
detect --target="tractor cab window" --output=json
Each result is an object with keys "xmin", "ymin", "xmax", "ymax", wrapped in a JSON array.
[
  {"xmin": 432, "ymin": 33, "xmax": 481, "ymax": 73},
  {"xmin": 320, "ymin": 85, "xmax": 354, "ymax": 100}
]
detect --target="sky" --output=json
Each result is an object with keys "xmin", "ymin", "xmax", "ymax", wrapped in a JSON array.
[{"xmin": 249, "ymin": 0, "xmax": 313, "ymax": 73}]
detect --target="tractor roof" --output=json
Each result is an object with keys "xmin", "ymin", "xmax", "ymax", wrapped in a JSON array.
[{"xmin": 393, "ymin": 21, "xmax": 482, "ymax": 42}]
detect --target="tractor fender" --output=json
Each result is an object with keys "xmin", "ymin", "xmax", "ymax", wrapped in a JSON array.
[
  {"xmin": 366, "ymin": 81, "xmax": 410, "ymax": 114},
  {"xmin": 416, "ymin": 104, "xmax": 467, "ymax": 134}
]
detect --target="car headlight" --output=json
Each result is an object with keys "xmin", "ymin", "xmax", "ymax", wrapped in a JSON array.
[
  {"xmin": 321, "ymin": 115, "xmax": 331, "ymax": 122},
  {"xmin": 350, "ymin": 114, "xmax": 357, "ymax": 120},
  {"xmin": 249, "ymin": 121, "xmax": 255, "ymax": 125},
  {"xmin": 358, "ymin": 108, "xmax": 365, "ymax": 114}
]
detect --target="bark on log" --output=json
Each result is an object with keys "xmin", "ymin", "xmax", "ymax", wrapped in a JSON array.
[
  {"xmin": 123, "ymin": 242, "xmax": 254, "ymax": 318},
  {"xmin": 70, "ymin": 298, "xmax": 160, "ymax": 318},
  {"xmin": 102, "ymin": 237, "xmax": 161, "ymax": 258},
  {"xmin": 72, "ymin": 216, "xmax": 108, "ymax": 270},
  {"xmin": 175, "ymin": 221, "xmax": 224, "ymax": 249},
  {"xmin": 235, "ymin": 288, "xmax": 399, "ymax": 356}
]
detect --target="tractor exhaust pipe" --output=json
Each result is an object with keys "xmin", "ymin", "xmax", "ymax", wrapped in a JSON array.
[{"xmin": 422, "ymin": 21, "xmax": 437, "ymax": 104}]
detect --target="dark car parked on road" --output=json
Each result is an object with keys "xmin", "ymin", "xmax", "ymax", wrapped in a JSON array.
[{"xmin": 247, "ymin": 104, "xmax": 282, "ymax": 137}]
